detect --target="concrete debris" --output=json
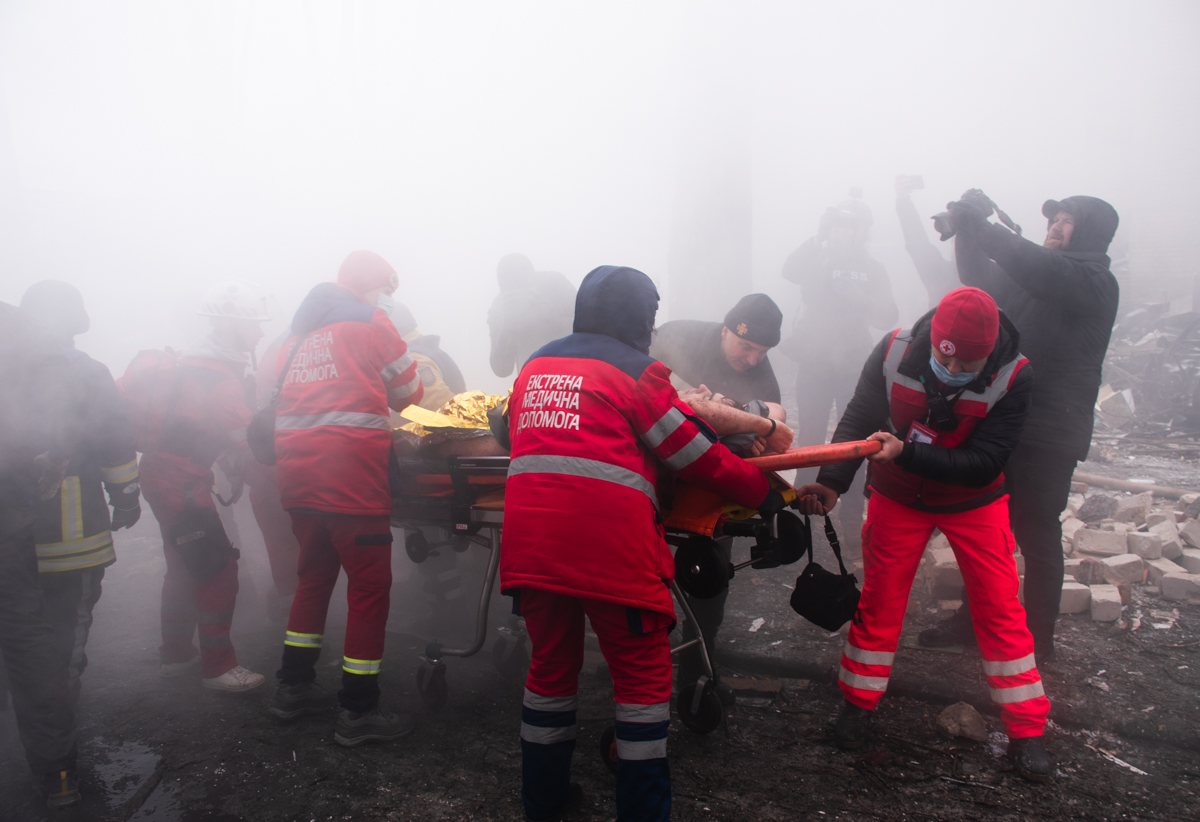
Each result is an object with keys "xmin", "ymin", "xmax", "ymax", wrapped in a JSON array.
[
  {"xmin": 1061, "ymin": 517, "xmax": 1087, "ymax": 552},
  {"xmin": 1077, "ymin": 495, "xmax": 1119, "ymax": 523},
  {"xmin": 1178, "ymin": 548, "xmax": 1200, "ymax": 574},
  {"xmin": 1181, "ymin": 493, "xmax": 1200, "ymax": 519},
  {"xmin": 1059, "ymin": 582, "xmax": 1092, "ymax": 614},
  {"xmin": 928, "ymin": 547, "xmax": 962, "ymax": 598},
  {"xmin": 1090, "ymin": 584, "xmax": 1123, "ymax": 622},
  {"xmin": 1179, "ymin": 519, "xmax": 1200, "ymax": 549},
  {"xmin": 1074, "ymin": 529, "xmax": 1128, "ymax": 557},
  {"xmin": 935, "ymin": 701, "xmax": 989, "ymax": 743},
  {"xmin": 1146, "ymin": 557, "xmax": 1186, "ymax": 586},
  {"xmin": 1095, "ymin": 384, "xmax": 1136, "ymax": 429},
  {"xmin": 1073, "ymin": 558, "xmax": 1109, "ymax": 585},
  {"xmin": 1101, "ymin": 553, "xmax": 1146, "ymax": 585},
  {"xmin": 1148, "ymin": 520, "xmax": 1184, "ymax": 560},
  {"xmin": 1161, "ymin": 573, "xmax": 1200, "ymax": 603},
  {"xmin": 1126, "ymin": 532, "xmax": 1163, "ymax": 560},
  {"xmin": 1145, "ymin": 511, "xmax": 1173, "ymax": 528},
  {"xmin": 1114, "ymin": 491, "xmax": 1153, "ymax": 525}
]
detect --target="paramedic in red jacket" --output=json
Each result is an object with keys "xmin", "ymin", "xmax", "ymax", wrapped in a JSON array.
[
  {"xmin": 269, "ymin": 250, "xmax": 424, "ymax": 748},
  {"xmin": 130, "ymin": 281, "xmax": 270, "ymax": 693},
  {"xmin": 796, "ymin": 287, "xmax": 1052, "ymax": 782},
  {"xmin": 501, "ymin": 265, "xmax": 784, "ymax": 822}
]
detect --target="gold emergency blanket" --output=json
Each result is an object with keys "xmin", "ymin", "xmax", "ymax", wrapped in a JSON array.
[{"xmin": 398, "ymin": 390, "xmax": 507, "ymax": 437}]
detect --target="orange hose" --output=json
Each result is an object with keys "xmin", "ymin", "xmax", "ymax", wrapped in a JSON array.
[{"xmin": 744, "ymin": 439, "xmax": 882, "ymax": 471}]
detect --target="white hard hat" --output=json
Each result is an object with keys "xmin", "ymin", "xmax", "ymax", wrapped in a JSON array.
[{"xmin": 197, "ymin": 280, "xmax": 270, "ymax": 321}]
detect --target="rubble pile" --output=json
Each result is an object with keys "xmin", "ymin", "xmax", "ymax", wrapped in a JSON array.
[
  {"xmin": 1095, "ymin": 302, "xmax": 1200, "ymax": 439},
  {"xmin": 913, "ymin": 482, "xmax": 1200, "ymax": 622}
]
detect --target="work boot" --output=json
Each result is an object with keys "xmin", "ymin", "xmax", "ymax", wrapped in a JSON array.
[
  {"xmin": 833, "ymin": 700, "xmax": 873, "ymax": 750},
  {"xmin": 43, "ymin": 769, "xmax": 80, "ymax": 809},
  {"xmin": 334, "ymin": 706, "xmax": 416, "ymax": 747},
  {"xmin": 159, "ymin": 656, "xmax": 201, "ymax": 678},
  {"xmin": 1008, "ymin": 736, "xmax": 1052, "ymax": 783},
  {"xmin": 526, "ymin": 782, "xmax": 584, "ymax": 822},
  {"xmin": 203, "ymin": 665, "xmax": 266, "ymax": 693},
  {"xmin": 268, "ymin": 681, "xmax": 337, "ymax": 720},
  {"xmin": 1033, "ymin": 637, "xmax": 1056, "ymax": 666},
  {"xmin": 917, "ymin": 609, "xmax": 977, "ymax": 648}
]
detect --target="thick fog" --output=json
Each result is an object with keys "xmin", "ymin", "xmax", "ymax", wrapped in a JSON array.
[{"xmin": 1, "ymin": 0, "xmax": 1197, "ymax": 394}]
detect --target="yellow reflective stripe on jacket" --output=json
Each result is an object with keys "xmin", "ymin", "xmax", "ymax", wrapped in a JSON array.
[
  {"xmin": 100, "ymin": 459, "xmax": 139, "ymax": 485},
  {"xmin": 342, "ymin": 657, "xmax": 382, "ymax": 675},
  {"xmin": 36, "ymin": 530, "xmax": 115, "ymax": 573},
  {"xmin": 60, "ymin": 477, "xmax": 84, "ymax": 542}
]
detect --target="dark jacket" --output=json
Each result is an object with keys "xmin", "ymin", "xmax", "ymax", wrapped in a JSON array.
[
  {"xmin": 0, "ymin": 304, "xmax": 85, "ymax": 525},
  {"xmin": 32, "ymin": 347, "xmax": 138, "ymax": 572},
  {"xmin": 954, "ymin": 196, "xmax": 1119, "ymax": 461},
  {"xmin": 896, "ymin": 196, "xmax": 958, "ymax": 308},
  {"xmin": 781, "ymin": 237, "xmax": 898, "ymax": 365},
  {"xmin": 816, "ymin": 309, "xmax": 1033, "ymax": 506},
  {"xmin": 649, "ymin": 320, "xmax": 781, "ymax": 404},
  {"xmin": 488, "ymin": 270, "xmax": 576, "ymax": 378}
]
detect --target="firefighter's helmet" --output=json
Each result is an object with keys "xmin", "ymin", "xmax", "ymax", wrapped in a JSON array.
[{"xmin": 197, "ymin": 280, "xmax": 270, "ymax": 321}]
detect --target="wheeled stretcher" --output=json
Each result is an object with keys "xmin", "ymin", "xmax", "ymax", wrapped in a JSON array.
[{"xmin": 390, "ymin": 441, "xmax": 882, "ymax": 734}]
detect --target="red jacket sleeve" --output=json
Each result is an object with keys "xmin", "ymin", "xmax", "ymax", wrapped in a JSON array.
[
  {"xmin": 370, "ymin": 309, "xmax": 424, "ymax": 411},
  {"xmin": 629, "ymin": 361, "xmax": 770, "ymax": 508}
]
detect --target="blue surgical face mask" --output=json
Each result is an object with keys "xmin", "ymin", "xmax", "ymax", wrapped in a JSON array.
[
  {"xmin": 375, "ymin": 294, "xmax": 396, "ymax": 316},
  {"xmin": 929, "ymin": 355, "xmax": 977, "ymax": 387}
]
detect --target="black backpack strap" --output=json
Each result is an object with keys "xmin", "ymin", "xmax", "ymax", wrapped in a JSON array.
[
  {"xmin": 269, "ymin": 336, "xmax": 306, "ymax": 404},
  {"xmin": 824, "ymin": 515, "xmax": 850, "ymax": 577}
]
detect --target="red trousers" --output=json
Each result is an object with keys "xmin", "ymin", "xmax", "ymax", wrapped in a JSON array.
[
  {"xmin": 840, "ymin": 493, "xmax": 1050, "ymax": 738},
  {"xmin": 518, "ymin": 589, "xmax": 674, "ymax": 822},
  {"xmin": 244, "ymin": 461, "xmax": 300, "ymax": 599},
  {"xmin": 285, "ymin": 512, "xmax": 393, "ymax": 675},
  {"xmin": 140, "ymin": 453, "xmax": 240, "ymax": 679}
]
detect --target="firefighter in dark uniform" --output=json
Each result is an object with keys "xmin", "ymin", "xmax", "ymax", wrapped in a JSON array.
[
  {"xmin": 487, "ymin": 253, "xmax": 576, "ymax": 378},
  {"xmin": 20, "ymin": 281, "xmax": 141, "ymax": 709},
  {"xmin": 0, "ymin": 301, "xmax": 83, "ymax": 809}
]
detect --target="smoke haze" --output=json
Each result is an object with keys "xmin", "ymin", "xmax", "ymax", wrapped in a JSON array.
[{"xmin": 1, "ymin": 0, "xmax": 1197, "ymax": 391}]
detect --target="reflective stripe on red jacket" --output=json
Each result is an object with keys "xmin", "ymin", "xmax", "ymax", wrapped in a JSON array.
[
  {"xmin": 274, "ymin": 283, "xmax": 423, "ymax": 516},
  {"xmin": 870, "ymin": 330, "xmax": 1028, "ymax": 510},
  {"xmin": 499, "ymin": 332, "xmax": 770, "ymax": 617}
]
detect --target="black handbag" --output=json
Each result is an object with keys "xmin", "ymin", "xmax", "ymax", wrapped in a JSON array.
[
  {"xmin": 789, "ymin": 516, "xmax": 861, "ymax": 632},
  {"xmin": 247, "ymin": 337, "xmax": 304, "ymax": 466}
]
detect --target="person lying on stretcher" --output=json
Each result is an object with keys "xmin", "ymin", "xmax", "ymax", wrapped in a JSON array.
[{"xmin": 676, "ymin": 385, "xmax": 793, "ymax": 457}]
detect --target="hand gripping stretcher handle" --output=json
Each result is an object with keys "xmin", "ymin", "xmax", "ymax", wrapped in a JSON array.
[{"xmin": 743, "ymin": 439, "xmax": 882, "ymax": 472}]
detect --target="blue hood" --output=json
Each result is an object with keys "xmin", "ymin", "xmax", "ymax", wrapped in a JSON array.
[{"xmin": 572, "ymin": 266, "xmax": 659, "ymax": 355}]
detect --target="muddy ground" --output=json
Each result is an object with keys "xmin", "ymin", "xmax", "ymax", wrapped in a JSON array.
[{"xmin": 2, "ymin": 440, "xmax": 1200, "ymax": 821}]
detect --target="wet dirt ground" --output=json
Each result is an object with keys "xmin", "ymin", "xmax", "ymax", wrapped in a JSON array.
[{"xmin": 2, "ymin": 441, "xmax": 1200, "ymax": 821}]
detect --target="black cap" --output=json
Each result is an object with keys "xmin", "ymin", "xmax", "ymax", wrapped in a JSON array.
[
  {"xmin": 20, "ymin": 280, "xmax": 90, "ymax": 340},
  {"xmin": 723, "ymin": 293, "xmax": 782, "ymax": 348}
]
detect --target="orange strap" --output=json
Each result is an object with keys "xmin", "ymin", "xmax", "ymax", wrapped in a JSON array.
[{"xmin": 744, "ymin": 440, "xmax": 882, "ymax": 472}]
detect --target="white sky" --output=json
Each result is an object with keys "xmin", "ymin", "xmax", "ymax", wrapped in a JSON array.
[{"xmin": 1, "ymin": 1, "xmax": 1197, "ymax": 392}]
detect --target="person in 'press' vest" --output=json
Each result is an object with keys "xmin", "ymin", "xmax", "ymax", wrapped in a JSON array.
[
  {"xmin": 796, "ymin": 287, "xmax": 1053, "ymax": 783},
  {"xmin": 20, "ymin": 281, "xmax": 141, "ymax": 709}
]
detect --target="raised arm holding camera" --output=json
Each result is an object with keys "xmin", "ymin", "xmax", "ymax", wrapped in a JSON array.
[{"xmin": 919, "ymin": 192, "xmax": 1120, "ymax": 664}]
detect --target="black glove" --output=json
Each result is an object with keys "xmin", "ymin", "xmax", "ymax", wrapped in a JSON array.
[
  {"xmin": 110, "ymin": 504, "xmax": 141, "ymax": 531},
  {"xmin": 757, "ymin": 488, "xmax": 788, "ymax": 518},
  {"xmin": 957, "ymin": 188, "xmax": 995, "ymax": 217}
]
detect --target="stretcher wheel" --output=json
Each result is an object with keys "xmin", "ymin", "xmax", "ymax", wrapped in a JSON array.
[
  {"xmin": 674, "ymin": 537, "xmax": 732, "ymax": 600},
  {"xmin": 492, "ymin": 633, "xmax": 530, "ymax": 681},
  {"xmin": 416, "ymin": 661, "xmax": 448, "ymax": 709},
  {"xmin": 598, "ymin": 726, "xmax": 619, "ymax": 776},
  {"xmin": 406, "ymin": 532, "xmax": 431, "ymax": 564},
  {"xmin": 451, "ymin": 536, "xmax": 470, "ymax": 553},
  {"xmin": 677, "ymin": 680, "xmax": 723, "ymax": 735}
]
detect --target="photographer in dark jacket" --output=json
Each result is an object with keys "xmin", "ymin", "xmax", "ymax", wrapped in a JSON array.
[
  {"xmin": 920, "ymin": 193, "xmax": 1120, "ymax": 662},
  {"xmin": 796, "ymin": 288, "xmax": 1051, "ymax": 782}
]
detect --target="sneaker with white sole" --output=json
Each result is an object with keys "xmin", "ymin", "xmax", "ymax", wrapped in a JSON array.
[
  {"xmin": 160, "ymin": 656, "xmax": 201, "ymax": 679},
  {"xmin": 202, "ymin": 665, "xmax": 266, "ymax": 693}
]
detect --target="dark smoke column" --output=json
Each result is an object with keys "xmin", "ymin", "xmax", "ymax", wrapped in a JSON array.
[{"xmin": 667, "ymin": 3, "xmax": 753, "ymax": 322}]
